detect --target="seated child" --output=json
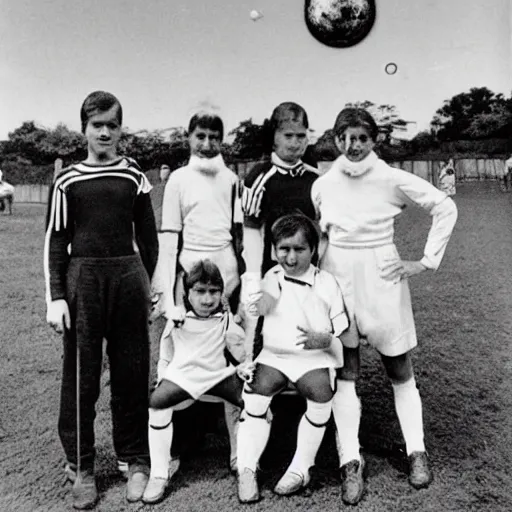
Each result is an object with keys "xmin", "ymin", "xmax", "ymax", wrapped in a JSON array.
[
  {"xmin": 143, "ymin": 259, "xmax": 246, "ymax": 505},
  {"xmin": 236, "ymin": 213, "xmax": 350, "ymax": 503}
]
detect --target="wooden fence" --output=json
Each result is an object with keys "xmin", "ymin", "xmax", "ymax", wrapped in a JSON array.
[
  {"xmin": 232, "ymin": 158, "xmax": 508, "ymax": 185},
  {"xmin": 13, "ymin": 184, "xmax": 50, "ymax": 203},
  {"xmin": 12, "ymin": 158, "xmax": 509, "ymax": 203}
]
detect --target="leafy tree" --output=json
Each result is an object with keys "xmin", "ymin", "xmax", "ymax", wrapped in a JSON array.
[
  {"xmin": 410, "ymin": 130, "xmax": 439, "ymax": 153},
  {"xmin": 310, "ymin": 128, "xmax": 339, "ymax": 161},
  {"xmin": 227, "ymin": 119, "xmax": 268, "ymax": 160},
  {"xmin": 431, "ymin": 87, "xmax": 512, "ymax": 140}
]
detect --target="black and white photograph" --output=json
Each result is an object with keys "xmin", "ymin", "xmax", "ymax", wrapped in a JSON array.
[{"xmin": 0, "ymin": 1, "xmax": 511, "ymax": 511}]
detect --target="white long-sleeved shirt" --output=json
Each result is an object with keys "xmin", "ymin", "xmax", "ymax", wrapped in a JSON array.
[{"xmin": 311, "ymin": 154, "xmax": 458, "ymax": 270}]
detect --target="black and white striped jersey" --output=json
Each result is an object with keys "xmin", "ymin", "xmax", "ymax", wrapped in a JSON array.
[{"xmin": 44, "ymin": 157, "xmax": 158, "ymax": 302}]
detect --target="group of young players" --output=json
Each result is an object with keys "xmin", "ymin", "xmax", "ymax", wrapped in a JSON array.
[{"xmin": 44, "ymin": 91, "xmax": 458, "ymax": 510}]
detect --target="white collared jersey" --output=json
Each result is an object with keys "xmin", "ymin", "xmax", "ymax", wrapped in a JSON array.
[{"xmin": 261, "ymin": 264, "xmax": 349, "ymax": 355}]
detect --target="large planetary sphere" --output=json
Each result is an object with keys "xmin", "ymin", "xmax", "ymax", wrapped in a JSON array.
[{"xmin": 305, "ymin": 0, "xmax": 376, "ymax": 48}]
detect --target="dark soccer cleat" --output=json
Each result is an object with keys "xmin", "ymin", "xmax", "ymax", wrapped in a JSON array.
[
  {"xmin": 72, "ymin": 470, "xmax": 98, "ymax": 510},
  {"xmin": 126, "ymin": 464, "xmax": 150, "ymax": 502},
  {"xmin": 341, "ymin": 456, "xmax": 365, "ymax": 505},
  {"xmin": 408, "ymin": 451, "xmax": 433, "ymax": 489}
]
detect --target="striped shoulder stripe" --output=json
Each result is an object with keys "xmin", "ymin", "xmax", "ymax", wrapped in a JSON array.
[
  {"xmin": 67, "ymin": 158, "xmax": 151, "ymax": 194},
  {"xmin": 241, "ymin": 166, "xmax": 278, "ymax": 217}
]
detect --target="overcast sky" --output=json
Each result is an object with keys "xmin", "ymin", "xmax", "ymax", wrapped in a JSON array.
[{"xmin": 0, "ymin": 0, "xmax": 510, "ymax": 140}]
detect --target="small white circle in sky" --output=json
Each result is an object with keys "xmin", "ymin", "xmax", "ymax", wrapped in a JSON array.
[
  {"xmin": 250, "ymin": 10, "xmax": 263, "ymax": 21},
  {"xmin": 385, "ymin": 63, "xmax": 398, "ymax": 75}
]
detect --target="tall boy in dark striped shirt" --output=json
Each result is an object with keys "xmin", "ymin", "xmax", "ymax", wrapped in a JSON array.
[{"xmin": 44, "ymin": 91, "xmax": 158, "ymax": 509}]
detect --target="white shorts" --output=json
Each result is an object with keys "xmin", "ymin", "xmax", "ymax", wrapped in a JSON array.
[
  {"xmin": 161, "ymin": 362, "xmax": 237, "ymax": 401},
  {"xmin": 320, "ymin": 243, "xmax": 417, "ymax": 357},
  {"xmin": 256, "ymin": 347, "xmax": 338, "ymax": 384},
  {"xmin": 177, "ymin": 244, "xmax": 240, "ymax": 300}
]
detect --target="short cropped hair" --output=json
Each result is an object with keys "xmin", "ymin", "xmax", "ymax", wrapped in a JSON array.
[
  {"xmin": 333, "ymin": 107, "xmax": 379, "ymax": 141},
  {"xmin": 80, "ymin": 91, "xmax": 122, "ymax": 134},
  {"xmin": 188, "ymin": 112, "xmax": 224, "ymax": 140},
  {"xmin": 264, "ymin": 102, "xmax": 309, "ymax": 152},
  {"xmin": 271, "ymin": 213, "xmax": 319, "ymax": 252}
]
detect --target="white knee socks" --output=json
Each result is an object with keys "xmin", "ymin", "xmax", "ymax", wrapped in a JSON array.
[
  {"xmin": 286, "ymin": 399, "xmax": 333, "ymax": 476},
  {"xmin": 236, "ymin": 391, "xmax": 272, "ymax": 472},
  {"xmin": 392, "ymin": 377, "xmax": 425, "ymax": 455},
  {"xmin": 148, "ymin": 407, "xmax": 174, "ymax": 479},
  {"xmin": 332, "ymin": 380, "xmax": 361, "ymax": 466}
]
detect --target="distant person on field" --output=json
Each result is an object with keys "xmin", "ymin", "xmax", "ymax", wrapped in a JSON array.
[
  {"xmin": 312, "ymin": 107, "xmax": 458, "ymax": 505},
  {"xmin": 44, "ymin": 91, "xmax": 158, "ymax": 509},
  {"xmin": 438, "ymin": 159, "xmax": 456, "ymax": 196},
  {"xmin": 0, "ymin": 169, "xmax": 15, "ymax": 215},
  {"xmin": 502, "ymin": 155, "xmax": 512, "ymax": 191}
]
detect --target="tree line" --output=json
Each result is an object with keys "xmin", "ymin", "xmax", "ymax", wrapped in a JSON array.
[{"xmin": 1, "ymin": 87, "xmax": 511, "ymax": 185}]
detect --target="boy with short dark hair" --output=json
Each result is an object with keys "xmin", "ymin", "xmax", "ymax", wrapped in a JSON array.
[
  {"xmin": 44, "ymin": 90, "xmax": 158, "ymax": 509},
  {"xmin": 237, "ymin": 213, "xmax": 348, "ymax": 503}
]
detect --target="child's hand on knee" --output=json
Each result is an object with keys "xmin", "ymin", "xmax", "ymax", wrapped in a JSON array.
[
  {"xmin": 237, "ymin": 361, "xmax": 256, "ymax": 383},
  {"xmin": 296, "ymin": 326, "xmax": 333, "ymax": 350}
]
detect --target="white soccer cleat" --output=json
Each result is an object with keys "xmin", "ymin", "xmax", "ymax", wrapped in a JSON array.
[
  {"xmin": 142, "ymin": 476, "xmax": 169, "ymax": 504},
  {"xmin": 273, "ymin": 470, "xmax": 310, "ymax": 496},
  {"xmin": 237, "ymin": 468, "xmax": 259, "ymax": 503}
]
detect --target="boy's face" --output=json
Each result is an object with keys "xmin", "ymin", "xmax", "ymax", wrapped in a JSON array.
[
  {"xmin": 189, "ymin": 127, "xmax": 222, "ymax": 159},
  {"xmin": 188, "ymin": 282, "xmax": 222, "ymax": 317},
  {"xmin": 275, "ymin": 230, "xmax": 313, "ymax": 277},
  {"xmin": 273, "ymin": 119, "xmax": 308, "ymax": 165},
  {"xmin": 335, "ymin": 126, "xmax": 375, "ymax": 162},
  {"xmin": 84, "ymin": 105, "xmax": 121, "ymax": 162}
]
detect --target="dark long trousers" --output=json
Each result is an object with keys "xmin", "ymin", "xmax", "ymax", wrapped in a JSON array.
[{"xmin": 58, "ymin": 255, "xmax": 151, "ymax": 471}]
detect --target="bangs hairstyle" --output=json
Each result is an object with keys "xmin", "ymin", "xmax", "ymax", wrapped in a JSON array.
[
  {"xmin": 188, "ymin": 112, "xmax": 224, "ymax": 141},
  {"xmin": 333, "ymin": 107, "xmax": 379, "ymax": 142},
  {"xmin": 182, "ymin": 259, "xmax": 224, "ymax": 311},
  {"xmin": 80, "ymin": 91, "xmax": 122, "ymax": 134},
  {"xmin": 271, "ymin": 213, "xmax": 319, "ymax": 252},
  {"xmin": 263, "ymin": 102, "xmax": 309, "ymax": 152}
]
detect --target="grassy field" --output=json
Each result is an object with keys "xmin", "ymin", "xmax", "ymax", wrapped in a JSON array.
[{"xmin": 1, "ymin": 181, "xmax": 512, "ymax": 511}]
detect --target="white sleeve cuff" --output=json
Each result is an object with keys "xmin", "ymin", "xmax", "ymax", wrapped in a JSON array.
[{"xmin": 420, "ymin": 256, "xmax": 436, "ymax": 271}]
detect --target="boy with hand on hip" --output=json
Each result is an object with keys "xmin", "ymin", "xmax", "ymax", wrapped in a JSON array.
[
  {"xmin": 312, "ymin": 107, "xmax": 457, "ymax": 505},
  {"xmin": 44, "ymin": 91, "xmax": 158, "ymax": 509}
]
